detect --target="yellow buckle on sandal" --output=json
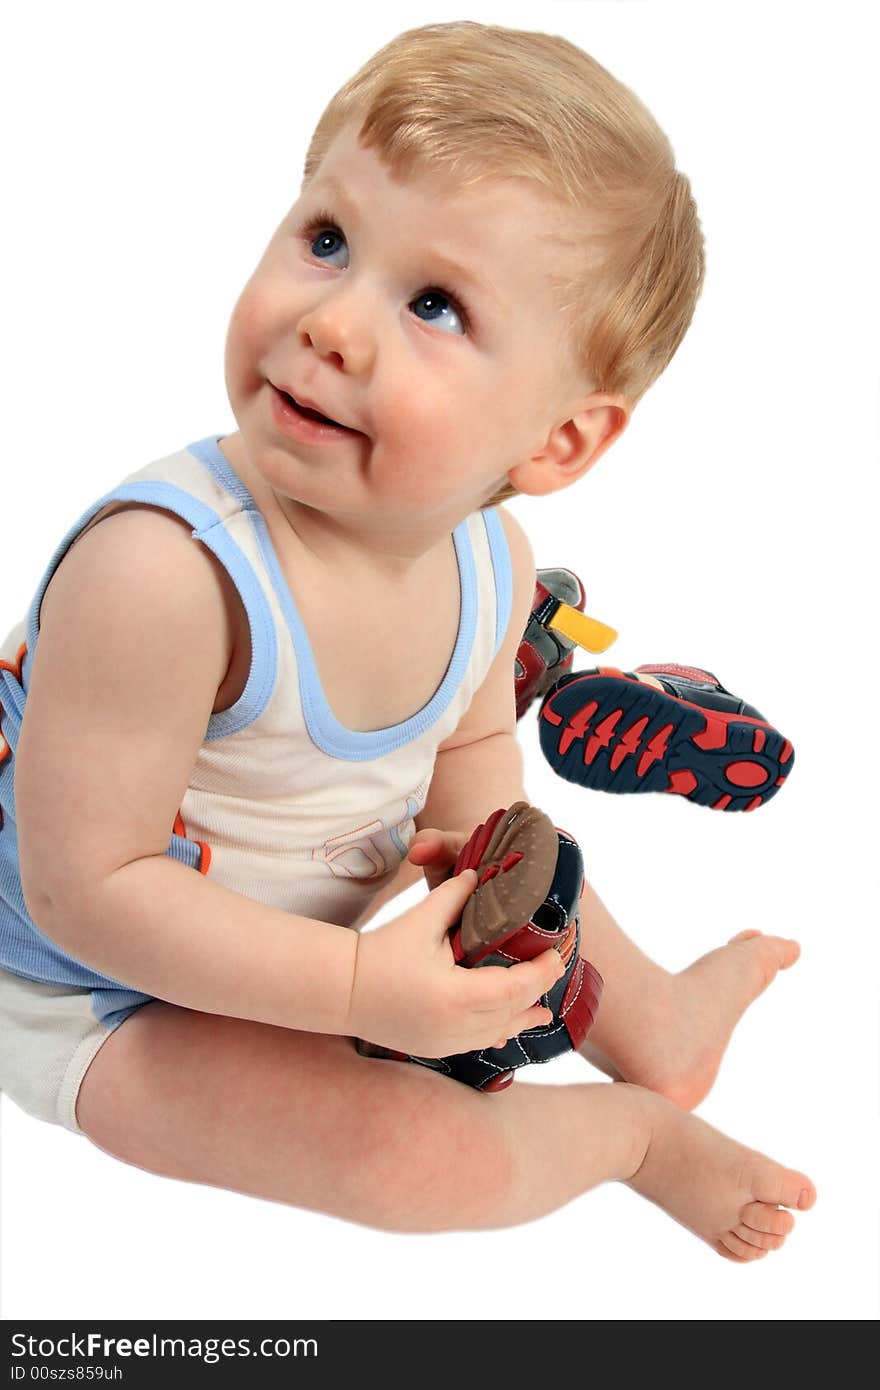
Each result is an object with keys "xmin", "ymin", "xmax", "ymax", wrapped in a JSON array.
[{"xmin": 548, "ymin": 603, "xmax": 618, "ymax": 654}]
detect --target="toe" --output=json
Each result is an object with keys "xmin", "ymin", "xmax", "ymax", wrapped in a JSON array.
[
  {"xmin": 733, "ymin": 1222, "xmax": 786, "ymax": 1251},
  {"xmin": 752, "ymin": 1167, "xmax": 817, "ymax": 1212},
  {"xmin": 707, "ymin": 932, "xmax": 799, "ymax": 998},
  {"xmin": 715, "ymin": 1241, "xmax": 749, "ymax": 1263},
  {"xmin": 797, "ymin": 1182, "xmax": 818, "ymax": 1211},
  {"xmin": 734, "ymin": 934, "xmax": 800, "ymax": 991},
  {"xmin": 720, "ymin": 1231, "xmax": 769, "ymax": 1261},
  {"xmin": 753, "ymin": 934, "xmax": 800, "ymax": 974},
  {"xmin": 740, "ymin": 1201, "xmax": 795, "ymax": 1236},
  {"xmin": 775, "ymin": 937, "xmax": 801, "ymax": 968}
]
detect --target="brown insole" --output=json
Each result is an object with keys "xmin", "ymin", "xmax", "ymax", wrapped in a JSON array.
[{"xmin": 458, "ymin": 801, "xmax": 560, "ymax": 959}]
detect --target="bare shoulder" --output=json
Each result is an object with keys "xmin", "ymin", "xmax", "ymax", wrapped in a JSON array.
[
  {"xmin": 17, "ymin": 504, "xmax": 239, "ymax": 910},
  {"xmin": 432, "ymin": 505, "xmax": 536, "ymax": 751},
  {"xmin": 39, "ymin": 503, "xmax": 238, "ymax": 696},
  {"xmin": 494, "ymin": 504, "xmax": 536, "ymax": 638}
]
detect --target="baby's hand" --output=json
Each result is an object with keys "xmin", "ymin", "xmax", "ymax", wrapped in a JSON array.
[
  {"xmin": 406, "ymin": 826, "xmax": 468, "ymax": 892},
  {"xmin": 346, "ymin": 870, "xmax": 565, "ymax": 1059}
]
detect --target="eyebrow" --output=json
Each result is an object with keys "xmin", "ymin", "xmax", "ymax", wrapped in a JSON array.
[{"xmin": 309, "ymin": 176, "xmax": 503, "ymax": 310}]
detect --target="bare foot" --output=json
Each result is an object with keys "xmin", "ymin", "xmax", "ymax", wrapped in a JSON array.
[
  {"xmin": 627, "ymin": 1086, "xmax": 817, "ymax": 1259},
  {"xmin": 581, "ymin": 930, "xmax": 800, "ymax": 1109}
]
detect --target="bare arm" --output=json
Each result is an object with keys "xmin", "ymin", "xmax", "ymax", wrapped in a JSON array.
[
  {"xmin": 35, "ymin": 855, "xmax": 358, "ymax": 1035},
  {"xmin": 16, "ymin": 507, "xmax": 357, "ymax": 1036},
  {"xmin": 353, "ymin": 508, "xmax": 534, "ymax": 935},
  {"xmin": 417, "ymin": 733, "xmax": 528, "ymax": 840},
  {"xmin": 417, "ymin": 505, "xmax": 534, "ymax": 831},
  {"xmin": 408, "ymin": 511, "xmax": 617, "ymax": 950}
]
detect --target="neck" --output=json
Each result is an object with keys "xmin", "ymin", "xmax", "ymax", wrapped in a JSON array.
[
  {"xmin": 268, "ymin": 497, "xmax": 451, "ymax": 578},
  {"xmin": 218, "ymin": 433, "xmax": 477, "ymax": 580}
]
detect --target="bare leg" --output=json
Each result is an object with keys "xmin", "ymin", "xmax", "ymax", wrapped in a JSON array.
[
  {"xmin": 355, "ymin": 856, "xmax": 800, "ymax": 1113},
  {"xmin": 576, "ymin": 880, "xmax": 800, "ymax": 1108},
  {"xmin": 75, "ymin": 1000, "xmax": 814, "ymax": 1255},
  {"xmin": 76, "ymin": 1000, "xmax": 646, "ymax": 1230}
]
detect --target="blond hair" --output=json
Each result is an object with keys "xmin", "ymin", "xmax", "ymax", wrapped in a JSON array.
[{"xmin": 303, "ymin": 21, "xmax": 705, "ymax": 509}]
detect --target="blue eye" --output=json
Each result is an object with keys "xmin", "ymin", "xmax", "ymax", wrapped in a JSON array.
[
  {"xmin": 301, "ymin": 213, "xmax": 469, "ymax": 335},
  {"xmin": 410, "ymin": 290, "xmax": 466, "ymax": 335},
  {"xmin": 308, "ymin": 224, "xmax": 348, "ymax": 266}
]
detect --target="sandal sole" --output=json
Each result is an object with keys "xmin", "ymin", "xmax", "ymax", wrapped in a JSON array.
[{"xmin": 539, "ymin": 672, "xmax": 794, "ymax": 811}]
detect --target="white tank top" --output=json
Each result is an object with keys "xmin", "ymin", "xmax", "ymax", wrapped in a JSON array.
[{"xmin": 0, "ymin": 435, "xmax": 513, "ymax": 1022}]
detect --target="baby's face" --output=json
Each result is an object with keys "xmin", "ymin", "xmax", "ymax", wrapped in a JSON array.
[{"xmin": 224, "ymin": 126, "xmax": 587, "ymax": 525}]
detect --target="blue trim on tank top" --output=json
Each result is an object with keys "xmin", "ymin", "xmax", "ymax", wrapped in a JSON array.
[
  {"xmin": 481, "ymin": 508, "xmax": 513, "ymax": 659},
  {"xmin": 24, "ymin": 473, "xmax": 277, "ymax": 742},
  {"xmin": 189, "ymin": 435, "xmax": 484, "ymax": 762}
]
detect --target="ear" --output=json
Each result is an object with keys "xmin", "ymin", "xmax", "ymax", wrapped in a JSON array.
[{"xmin": 508, "ymin": 395, "xmax": 630, "ymax": 497}]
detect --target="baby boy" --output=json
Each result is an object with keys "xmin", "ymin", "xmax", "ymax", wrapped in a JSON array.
[{"xmin": 0, "ymin": 21, "xmax": 814, "ymax": 1258}]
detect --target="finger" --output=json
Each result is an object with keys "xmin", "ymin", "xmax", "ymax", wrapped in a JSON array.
[
  {"xmin": 407, "ymin": 829, "xmax": 444, "ymax": 863},
  {"xmin": 423, "ymin": 866, "xmax": 478, "ymax": 933},
  {"xmin": 409, "ymin": 829, "xmax": 466, "ymax": 867},
  {"xmin": 488, "ymin": 1001, "xmax": 554, "ymax": 1051},
  {"xmin": 472, "ymin": 948, "xmax": 565, "ymax": 1011},
  {"xmin": 408, "ymin": 833, "xmax": 456, "ymax": 893},
  {"xmin": 508, "ymin": 1002, "xmax": 555, "ymax": 1034}
]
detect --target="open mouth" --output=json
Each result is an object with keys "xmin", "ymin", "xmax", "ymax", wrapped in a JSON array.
[{"xmin": 278, "ymin": 388, "xmax": 343, "ymax": 429}]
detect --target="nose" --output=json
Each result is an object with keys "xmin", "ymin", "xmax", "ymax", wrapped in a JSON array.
[{"xmin": 296, "ymin": 280, "xmax": 377, "ymax": 376}]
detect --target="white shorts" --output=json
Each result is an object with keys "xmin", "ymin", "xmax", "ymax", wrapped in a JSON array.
[{"xmin": 0, "ymin": 966, "xmax": 120, "ymax": 1135}]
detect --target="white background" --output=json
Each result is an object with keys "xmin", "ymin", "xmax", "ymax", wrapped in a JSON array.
[{"xmin": 1, "ymin": 0, "xmax": 877, "ymax": 1322}]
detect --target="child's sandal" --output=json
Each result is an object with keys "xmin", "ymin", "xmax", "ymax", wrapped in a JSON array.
[
  {"xmin": 355, "ymin": 802, "xmax": 602, "ymax": 1091},
  {"xmin": 515, "ymin": 568, "xmax": 617, "ymax": 721},
  {"xmin": 539, "ymin": 664, "xmax": 795, "ymax": 811}
]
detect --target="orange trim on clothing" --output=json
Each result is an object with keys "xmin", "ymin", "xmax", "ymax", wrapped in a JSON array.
[
  {"xmin": 0, "ymin": 642, "xmax": 27, "ymax": 683},
  {"xmin": 173, "ymin": 808, "xmax": 212, "ymax": 875},
  {"xmin": 0, "ymin": 643, "xmax": 28, "ymax": 775}
]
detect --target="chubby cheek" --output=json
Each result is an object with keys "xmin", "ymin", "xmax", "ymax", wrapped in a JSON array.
[
  {"xmin": 224, "ymin": 276, "xmax": 279, "ymax": 389},
  {"xmin": 372, "ymin": 388, "xmax": 479, "ymax": 503}
]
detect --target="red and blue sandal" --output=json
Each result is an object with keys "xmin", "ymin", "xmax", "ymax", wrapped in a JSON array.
[
  {"xmin": 515, "ymin": 568, "xmax": 617, "ymax": 721},
  {"xmin": 538, "ymin": 663, "xmax": 795, "ymax": 812},
  {"xmin": 355, "ymin": 802, "xmax": 603, "ymax": 1091}
]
